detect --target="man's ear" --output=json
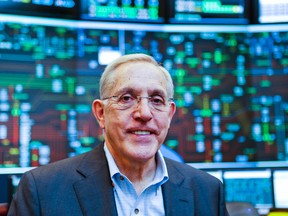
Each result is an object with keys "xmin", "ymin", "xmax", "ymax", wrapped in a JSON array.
[
  {"xmin": 169, "ymin": 102, "xmax": 176, "ymax": 119},
  {"xmin": 166, "ymin": 102, "xmax": 176, "ymax": 129},
  {"xmin": 92, "ymin": 99, "xmax": 105, "ymax": 129}
]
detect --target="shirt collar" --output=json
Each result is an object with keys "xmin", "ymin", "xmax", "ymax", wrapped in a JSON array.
[{"xmin": 104, "ymin": 143, "xmax": 169, "ymax": 185}]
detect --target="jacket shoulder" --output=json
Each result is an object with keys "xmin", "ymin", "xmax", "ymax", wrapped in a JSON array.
[
  {"xmin": 29, "ymin": 144, "xmax": 105, "ymax": 180},
  {"xmin": 165, "ymin": 158, "xmax": 221, "ymax": 185}
]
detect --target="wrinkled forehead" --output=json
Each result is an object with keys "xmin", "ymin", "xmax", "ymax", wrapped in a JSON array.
[{"xmin": 112, "ymin": 62, "xmax": 168, "ymax": 95}]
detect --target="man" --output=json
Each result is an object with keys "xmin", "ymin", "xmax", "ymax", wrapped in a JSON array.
[{"xmin": 8, "ymin": 53, "xmax": 229, "ymax": 216}]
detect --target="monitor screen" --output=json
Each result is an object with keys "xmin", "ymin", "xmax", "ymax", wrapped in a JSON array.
[
  {"xmin": 223, "ymin": 170, "xmax": 273, "ymax": 211},
  {"xmin": 167, "ymin": 0, "xmax": 250, "ymax": 24},
  {"xmin": 7, "ymin": 174, "xmax": 22, "ymax": 204},
  {"xmin": 80, "ymin": 0, "xmax": 165, "ymax": 23},
  {"xmin": 206, "ymin": 170, "xmax": 223, "ymax": 182},
  {"xmin": 258, "ymin": 0, "xmax": 288, "ymax": 24},
  {"xmin": 273, "ymin": 170, "xmax": 288, "ymax": 208},
  {"xmin": 0, "ymin": 14, "xmax": 288, "ymax": 169},
  {"xmin": 0, "ymin": 167, "xmax": 33, "ymax": 203},
  {"xmin": 0, "ymin": 0, "xmax": 79, "ymax": 19}
]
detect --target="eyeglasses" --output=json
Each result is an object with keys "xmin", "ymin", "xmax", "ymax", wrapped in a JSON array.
[{"xmin": 102, "ymin": 94, "xmax": 173, "ymax": 112}]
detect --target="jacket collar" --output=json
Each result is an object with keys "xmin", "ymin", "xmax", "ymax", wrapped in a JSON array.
[
  {"xmin": 73, "ymin": 144, "xmax": 118, "ymax": 216},
  {"xmin": 72, "ymin": 144, "xmax": 194, "ymax": 216},
  {"xmin": 162, "ymin": 159, "xmax": 195, "ymax": 216}
]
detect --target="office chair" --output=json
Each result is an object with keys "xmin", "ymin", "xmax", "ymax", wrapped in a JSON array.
[
  {"xmin": 226, "ymin": 202, "xmax": 259, "ymax": 216},
  {"xmin": 0, "ymin": 203, "xmax": 8, "ymax": 216}
]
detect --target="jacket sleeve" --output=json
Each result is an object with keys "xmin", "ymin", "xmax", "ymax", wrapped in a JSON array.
[{"xmin": 7, "ymin": 171, "xmax": 41, "ymax": 216}]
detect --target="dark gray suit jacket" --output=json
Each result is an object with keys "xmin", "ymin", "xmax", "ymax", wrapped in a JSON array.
[{"xmin": 8, "ymin": 144, "xmax": 229, "ymax": 216}]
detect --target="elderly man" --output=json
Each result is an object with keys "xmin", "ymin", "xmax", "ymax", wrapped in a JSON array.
[{"xmin": 8, "ymin": 53, "xmax": 229, "ymax": 216}]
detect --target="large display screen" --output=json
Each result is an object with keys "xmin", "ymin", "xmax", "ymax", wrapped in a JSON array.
[
  {"xmin": 168, "ymin": 0, "xmax": 250, "ymax": 24},
  {"xmin": 0, "ymin": 15, "xmax": 288, "ymax": 169},
  {"xmin": 0, "ymin": 0, "xmax": 79, "ymax": 19},
  {"xmin": 80, "ymin": 0, "xmax": 165, "ymax": 23}
]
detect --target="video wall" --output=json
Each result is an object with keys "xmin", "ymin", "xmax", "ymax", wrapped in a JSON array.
[
  {"xmin": 0, "ymin": 13, "xmax": 287, "ymax": 168},
  {"xmin": 0, "ymin": 0, "xmax": 252, "ymax": 23},
  {"xmin": 0, "ymin": 0, "xmax": 79, "ymax": 19},
  {"xmin": 1, "ymin": 0, "xmax": 288, "ymax": 24}
]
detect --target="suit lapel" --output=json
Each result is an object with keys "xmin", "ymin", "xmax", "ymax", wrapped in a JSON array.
[
  {"xmin": 163, "ymin": 159, "xmax": 195, "ymax": 216},
  {"xmin": 73, "ymin": 144, "xmax": 118, "ymax": 216},
  {"xmin": 72, "ymin": 146, "xmax": 195, "ymax": 216}
]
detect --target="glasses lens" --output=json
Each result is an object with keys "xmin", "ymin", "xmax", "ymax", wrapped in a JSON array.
[{"xmin": 105, "ymin": 95, "xmax": 172, "ymax": 112}]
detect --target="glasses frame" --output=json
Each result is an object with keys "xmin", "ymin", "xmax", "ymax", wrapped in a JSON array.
[{"xmin": 102, "ymin": 95, "xmax": 174, "ymax": 112}]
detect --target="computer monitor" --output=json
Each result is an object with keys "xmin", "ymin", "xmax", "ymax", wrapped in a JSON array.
[
  {"xmin": 167, "ymin": 0, "xmax": 250, "ymax": 24},
  {"xmin": 80, "ymin": 0, "xmax": 166, "ymax": 23},
  {"xmin": 257, "ymin": 0, "xmax": 288, "ymax": 24},
  {"xmin": 0, "ymin": 167, "xmax": 32, "ymax": 203},
  {"xmin": 223, "ymin": 169, "xmax": 273, "ymax": 214},
  {"xmin": 7, "ymin": 174, "xmax": 22, "ymax": 205},
  {"xmin": 273, "ymin": 170, "xmax": 288, "ymax": 208},
  {"xmin": 0, "ymin": 0, "xmax": 79, "ymax": 20},
  {"xmin": 206, "ymin": 170, "xmax": 223, "ymax": 182}
]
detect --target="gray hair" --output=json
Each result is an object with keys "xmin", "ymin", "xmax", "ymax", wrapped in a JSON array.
[{"xmin": 99, "ymin": 53, "xmax": 174, "ymax": 99}]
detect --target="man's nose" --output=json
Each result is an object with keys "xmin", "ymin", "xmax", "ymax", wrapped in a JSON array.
[{"xmin": 133, "ymin": 97, "xmax": 153, "ymax": 121}]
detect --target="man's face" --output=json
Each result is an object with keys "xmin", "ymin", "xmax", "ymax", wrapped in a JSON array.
[{"xmin": 93, "ymin": 62, "xmax": 176, "ymax": 165}]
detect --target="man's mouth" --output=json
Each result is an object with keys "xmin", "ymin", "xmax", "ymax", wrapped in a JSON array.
[{"xmin": 132, "ymin": 130, "xmax": 151, "ymax": 135}]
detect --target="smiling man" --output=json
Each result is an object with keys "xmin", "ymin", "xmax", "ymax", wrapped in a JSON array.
[{"xmin": 8, "ymin": 53, "xmax": 229, "ymax": 216}]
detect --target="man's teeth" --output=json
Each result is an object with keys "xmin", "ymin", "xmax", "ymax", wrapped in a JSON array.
[{"xmin": 133, "ymin": 131, "xmax": 151, "ymax": 135}]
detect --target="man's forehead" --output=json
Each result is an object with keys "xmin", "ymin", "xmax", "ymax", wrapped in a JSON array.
[
  {"xmin": 115, "ymin": 83, "xmax": 167, "ymax": 95},
  {"xmin": 125, "ymin": 74, "xmax": 165, "ymax": 81},
  {"xmin": 111, "ymin": 62, "xmax": 168, "ymax": 93},
  {"xmin": 114, "ymin": 63, "xmax": 165, "ymax": 80}
]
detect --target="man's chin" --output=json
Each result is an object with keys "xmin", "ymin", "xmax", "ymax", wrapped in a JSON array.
[{"xmin": 130, "ymin": 150, "xmax": 158, "ymax": 162}]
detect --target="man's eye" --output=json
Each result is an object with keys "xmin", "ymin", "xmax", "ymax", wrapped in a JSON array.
[
  {"xmin": 151, "ymin": 96, "xmax": 165, "ymax": 105},
  {"xmin": 119, "ymin": 95, "xmax": 134, "ymax": 103}
]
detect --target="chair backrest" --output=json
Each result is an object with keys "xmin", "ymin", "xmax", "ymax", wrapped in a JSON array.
[
  {"xmin": 0, "ymin": 203, "xmax": 8, "ymax": 216},
  {"xmin": 226, "ymin": 202, "xmax": 259, "ymax": 216}
]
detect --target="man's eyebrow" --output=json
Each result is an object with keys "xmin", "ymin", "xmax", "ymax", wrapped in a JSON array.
[
  {"xmin": 149, "ymin": 89, "xmax": 167, "ymax": 97},
  {"xmin": 114, "ymin": 87, "xmax": 135, "ymax": 95},
  {"xmin": 114, "ymin": 87, "xmax": 167, "ymax": 97}
]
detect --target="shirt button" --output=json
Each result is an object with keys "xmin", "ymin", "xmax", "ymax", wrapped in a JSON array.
[
  {"xmin": 134, "ymin": 208, "xmax": 139, "ymax": 214},
  {"xmin": 120, "ymin": 176, "xmax": 124, "ymax": 180}
]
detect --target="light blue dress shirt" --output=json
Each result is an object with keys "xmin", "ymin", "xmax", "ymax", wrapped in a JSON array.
[{"xmin": 104, "ymin": 144, "xmax": 169, "ymax": 216}]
